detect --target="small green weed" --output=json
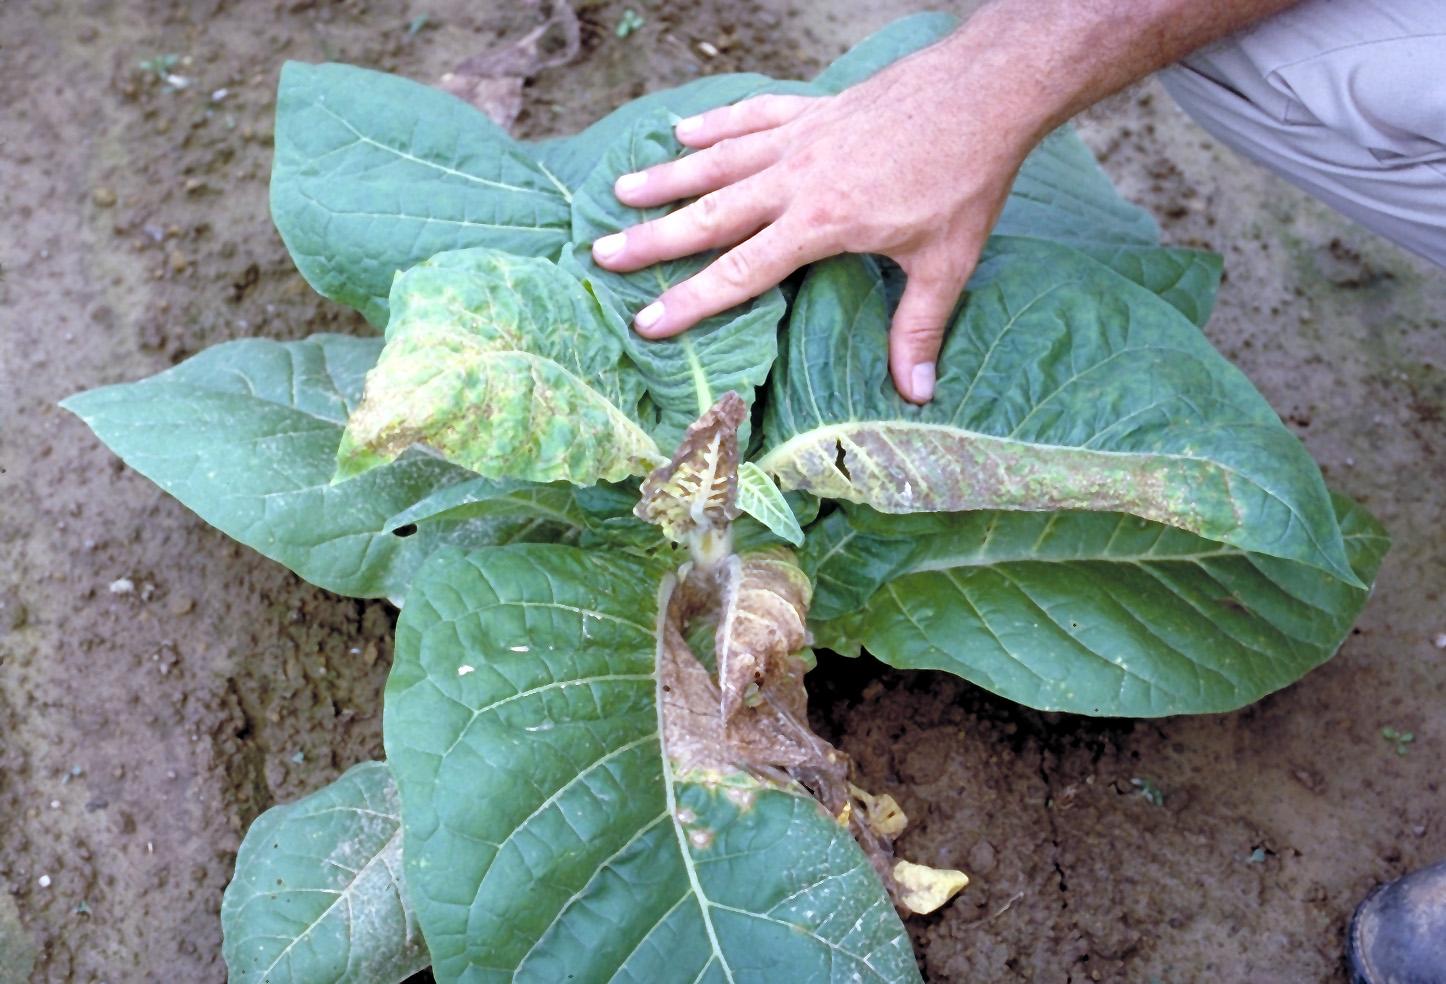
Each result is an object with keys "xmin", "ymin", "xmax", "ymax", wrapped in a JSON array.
[{"xmin": 1381, "ymin": 726, "xmax": 1414, "ymax": 756}]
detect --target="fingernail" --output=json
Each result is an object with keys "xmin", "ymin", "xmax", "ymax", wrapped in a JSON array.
[
  {"xmin": 635, "ymin": 301, "xmax": 665, "ymax": 332},
  {"xmin": 910, "ymin": 362, "xmax": 936, "ymax": 402},
  {"xmin": 593, "ymin": 232, "xmax": 626, "ymax": 258},
  {"xmin": 615, "ymin": 171, "xmax": 646, "ymax": 193},
  {"xmin": 675, "ymin": 114, "xmax": 703, "ymax": 137}
]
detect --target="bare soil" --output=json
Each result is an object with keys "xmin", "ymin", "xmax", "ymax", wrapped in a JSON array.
[{"xmin": 2, "ymin": 1, "xmax": 1442, "ymax": 982}]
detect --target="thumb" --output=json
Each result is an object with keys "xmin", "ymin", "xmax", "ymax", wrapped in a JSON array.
[{"xmin": 888, "ymin": 264, "xmax": 967, "ymax": 404}]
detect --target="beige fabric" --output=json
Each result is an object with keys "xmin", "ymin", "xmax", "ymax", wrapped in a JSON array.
[{"xmin": 1159, "ymin": 0, "xmax": 1446, "ymax": 265}]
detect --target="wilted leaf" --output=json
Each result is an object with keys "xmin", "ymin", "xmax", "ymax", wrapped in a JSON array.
[
  {"xmin": 808, "ymin": 493, "xmax": 1388, "ymax": 716},
  {"xmin": 335, "ymin": 247, "xmax": 662, "ymax": 486},
  {"xmin": 221, "ymin": 762, "xmax": 427, "ymax": 984},
  {"xmin": 761, "ymin": 241, "xmax": 1356, "ymax": 582},
  {"xmin": 384, "ymin": 545, "xmax": 922, "ymax": 982},
  {"xmin": 60, "ymin": 334, "xmax": 559, "ymax": 601}
]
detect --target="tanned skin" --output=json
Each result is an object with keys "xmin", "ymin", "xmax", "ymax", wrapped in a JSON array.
[{"xmin": 590, "ymin": 0, "xmax": 1299, "ymax": 403}]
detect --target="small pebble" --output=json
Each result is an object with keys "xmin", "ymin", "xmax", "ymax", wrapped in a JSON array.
[
  {"xmin": 108, "ymin": 577, "xmax": 134, "ymax": 595},
  {"xmin": 92, "ymin": 186, "xmax": 116, "ymax": 207},
  {"xmin": 37, "ymin": 875, "xmax": 51, "ymax": 889},
  {"xmin": 1434, "ymin": 633, "xmax": 1446, "ymax": 650}
]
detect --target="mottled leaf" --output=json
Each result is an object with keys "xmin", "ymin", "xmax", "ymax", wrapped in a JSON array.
[
  {"xmin": 565, "ymin": 107, "xmax": 786, "ymax": 448},
  {"xmin": 811, "ymin": 12, "xmax": 959, "ymax": 92},
  {"xmin": 335, "ymin": 248, "xmax": 662, "ymax": 485},
  {"xmin": 271, "ymin": 62, "xmax": 571, "ymax": 326},
  {"xmin": 760, "ymin": 241, "xmax": 1356, "ymax": 582},
  {"xmin": 806, "ymin": 494, "xmax": 1388, "ymax": 716},
  {"xmin": 60, "ymin": 334, "xmax": 556, "ymax": 601},
  {"xmin": 384, "ymin": 545, "xmax": 921, "ymax": 982},
  {"xmin": 221, "ymin": 762, "xmax": 427, "ymax": 984}
]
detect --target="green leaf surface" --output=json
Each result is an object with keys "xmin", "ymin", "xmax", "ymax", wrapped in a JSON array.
[
  {"xmin": 384, "ymin": 545, "xmax": 920, "ymax": 983},
  {"xmin": 221, "ymin": 761, "xmax": 428, "ymax": 984},
  {"xmin": 1073, "ymin": 244, "xmax": 1222, "ymax": 328},
  {"xmin": 759, "ymin": 240, "xmax": 1356, "ymax": 582},
  {"xmin": 811, "ymin": 12, "xmax": 959, "ymax": 92},
  {"xmin": 999, "ymin": 127, "xmax": 1222, "ymax": 324},
  {"xmin": 805, "ymin": 494, "xmax": 1387, "ymax": 715},
  {"xmin": 271, "ymin": 61, "xmax": 572, "ymax": 326},
  {"xmin": 736, "ymin": 462, "xmax": 805, "ymax": 546},
  {"xmin": 60, "ymin": 334, "xmax": 560, "ymax": 600},
  {"xmin": 999, "ymin": 127, "xmax": 1161, "ymax": 248},
  {"xmin": 386, "ymin": 477, "xmax": 586, "ymax": 534},
  {"xmin": 565, "ymin": 107, "xmax": 787, "ymax": 448},
  {"xmin": 335, "ymin": 248, "xmax": 662, "ymax": 485}
]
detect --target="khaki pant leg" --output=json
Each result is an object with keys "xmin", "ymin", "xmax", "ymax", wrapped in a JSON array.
[{"xmin": 1158, "ymin": 0, "xmax": 1446, "ymax": 266}]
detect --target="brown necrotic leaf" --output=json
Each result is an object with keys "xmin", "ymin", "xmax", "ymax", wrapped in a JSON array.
[
  {"xmin": 655, "ymin": 545, "xmax": 963, "ymax": 916},
  {"xmin": 634, "ymin": 391, "xmax": 746, "ymax": 547}
]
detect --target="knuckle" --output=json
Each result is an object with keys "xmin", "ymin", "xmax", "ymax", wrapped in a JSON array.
[
  {"xmin": 715, "ymin": 248, "xmax": 757, "ymax": 290},
  {"xmin": 691, "ymin": 192, "xmax": 726, "ymax": 234}
]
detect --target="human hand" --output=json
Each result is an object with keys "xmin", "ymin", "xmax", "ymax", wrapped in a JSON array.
[{"xmin": 589, "ymin": 38, "xmax": 1042, "ymax": 403}]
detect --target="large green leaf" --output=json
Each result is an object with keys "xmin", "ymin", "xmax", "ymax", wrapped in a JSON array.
[
  {"xmin": 759, "ymin": 241, "xmax": 1356, "ymax": 582},
  {"xmin": 221, "ymin": 761, "xmax": 428, "ymax": 984},
  {"xmin": 335, "ymin": 248, "xmax": 662, "ymax": 486},
  {"xmin": 999, "ymin": 127, "xmax": 1161, "ymax": 249},
  {"xmin": 60, "ymin": 335, "xmax": 567, "ymax": 600},
  {"xmin": 384, "ymin": 545, "xmax": 920, "ymax": 982},
  {"xmin": 811, "ymin": 12, "xmax": 959, "ymax": 93},
  {"xmin": 565, "ymin": 108, "xmax": 787, "ymax": 449},
  {"xmin": 1001, "ymin": 127, "xmax": 1221, "ymax": 325},
  {"xmin": 803, "ymin": 494, "xmax": 1388, "ymax": 716},
  {"xmin": 271, "ymin": 62, "xmax": 572, "ymax": 326}
]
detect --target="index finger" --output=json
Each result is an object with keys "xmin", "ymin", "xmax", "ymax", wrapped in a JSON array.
[{"xmin": 634, "ymin": 219, "xmax": 826, "ymax": 337}]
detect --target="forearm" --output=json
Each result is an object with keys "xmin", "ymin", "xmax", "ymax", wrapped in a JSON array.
[{"xmin": 901, "ymin": 0, "xmax": 1300, "ymax": 145}]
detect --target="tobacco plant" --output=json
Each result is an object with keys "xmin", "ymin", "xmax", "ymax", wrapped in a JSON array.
[{"xmin": 61, "ymin": 13, "xmax": 1387, "ymax": 983}]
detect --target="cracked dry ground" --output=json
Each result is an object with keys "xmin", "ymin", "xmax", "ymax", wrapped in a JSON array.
[{"xmin": 2, "ymin": 0, "xmax": 1443, "ymax": 981}]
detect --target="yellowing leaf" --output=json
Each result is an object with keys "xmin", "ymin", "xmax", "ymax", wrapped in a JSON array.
[{"xmin": 334, "ymin": 248, "xmax": 662, "ymax": 486}]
